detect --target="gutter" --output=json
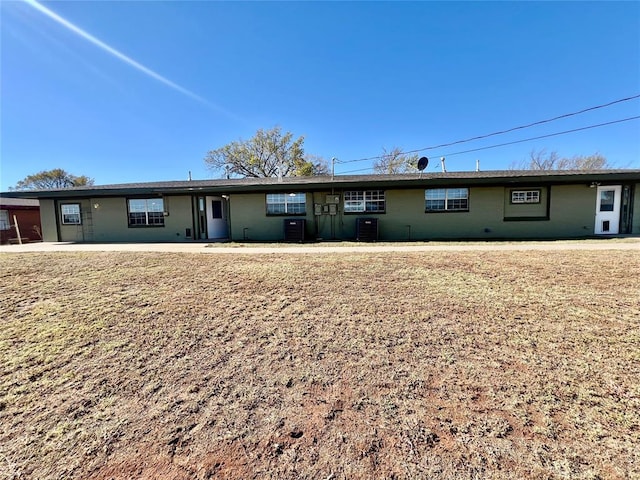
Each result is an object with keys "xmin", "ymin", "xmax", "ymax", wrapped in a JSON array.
[{"xmin": 3, "ymin": 171, "xmax": 640, "ymax": 199}]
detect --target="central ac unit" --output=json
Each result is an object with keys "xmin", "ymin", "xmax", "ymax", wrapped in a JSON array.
[
  {"xmin": 284, "ymin": 219, "xmax": 305, "ymax": 242},
  {"xmin": 356, "ymin": 217, "xmax": 378, "ymax": 242}
]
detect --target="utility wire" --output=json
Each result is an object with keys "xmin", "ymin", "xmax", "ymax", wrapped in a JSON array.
[
  {"xmin": 437, "ymin": 116, "xmax": 640, "ymax": 158},
  {"xmin": 336, "ymin": 116, "xmax": 640, "ymax": 175},
  {"xmin": 336, "ymin": 94, "xmax": 640, "ymax": 165}
]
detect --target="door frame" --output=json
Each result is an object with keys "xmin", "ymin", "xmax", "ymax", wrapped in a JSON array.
[
  {"xmin": 594, "ymin": 185, "xmax": 622, "ymax": 235},
  {"xmin": 205, "ymin": 195, "xmax": 229, "ymax": 240}
]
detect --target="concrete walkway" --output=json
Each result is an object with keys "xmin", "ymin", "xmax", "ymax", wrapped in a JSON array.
[{"xmin": 1, "ymin": 239, "xmax": 639, "ymax": 254}]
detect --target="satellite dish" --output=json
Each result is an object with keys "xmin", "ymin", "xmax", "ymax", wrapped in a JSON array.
[{"xmin": 417, "ymin": 157, "xmax": 429, "ymax": 171}]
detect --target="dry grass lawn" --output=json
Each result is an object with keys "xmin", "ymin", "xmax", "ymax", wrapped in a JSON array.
[{"xmin": 0, "ymin": 250, "xmax": 639, "ymax": 479}]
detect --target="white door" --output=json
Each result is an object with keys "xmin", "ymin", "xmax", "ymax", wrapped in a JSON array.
[
  {"xmin": 594, "ymin": 186, "xmax": 621, "ymax": 234},
  {"xmin": 206, "ymin": 196, "xmax": 228, "ymax": 239}
]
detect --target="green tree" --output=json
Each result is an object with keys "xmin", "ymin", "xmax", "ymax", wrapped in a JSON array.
[
  {"xmin": 510, "ymin": 149, "xmax": 611, "ymax": 170},
  {"xmin": 204, "ymin": 126, "xmax": 325, "ymax": 178},
  {"xmin": 295, "ymin": 154, "xmax": 330, "ymax": 177},
  {"xmin": 373, "ymin": 147, "xmax": 419, "ymax": 174},
  {"xmin": 11, "ymin": 169, "xmax": 94, "ymax": 190}
]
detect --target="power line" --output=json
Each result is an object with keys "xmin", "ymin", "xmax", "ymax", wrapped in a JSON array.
[
  {"xmin": 336, "ymin": 116, "xmax": 640, "ymax": 174},
  {"xmin": 442, "ymin": 116, "xmax": 640, "ymax": 158},
  {"xmin": 336, "ymin": 94, "xmax": 640, "ymax": 165}
]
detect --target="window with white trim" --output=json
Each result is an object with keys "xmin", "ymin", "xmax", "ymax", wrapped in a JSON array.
[
  {"xmin": 0, "ymin": 210, "xmax": 9, "ymax": 230},
  {"xmin": 344, "ymin": 190, "xmax": 385, "ymax": 213},
  {"xmin": 511, "ymin": 190, "xmax": 540, "ymax": 204},
  {"xmin": 128, "ymin": 198, "xmax": 165, "ymax": 226},
  {"xmin": 266, "ymin": 193, "xmax": 306, "ymax": 215},
  {"xmin": 425, "ymin": 188, "xmax": 469, "ymax": 212},
  {"xmin": 61, "ymin": 204, "xmax": 82, "ymax": 224}
]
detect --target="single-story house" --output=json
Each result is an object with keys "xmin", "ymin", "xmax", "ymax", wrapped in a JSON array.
[
  {"xmin": 0, "ymin": 197, "xmax": 42, "ymax": 244},
  {"xmin": 2, "ymin": 170, "xmax": 639, "ymax": 242}
]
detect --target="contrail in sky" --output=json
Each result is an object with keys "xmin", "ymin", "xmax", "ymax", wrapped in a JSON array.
[{"xmin": 24, "ymin": 0, "xmax": 221, "ymax": 110}]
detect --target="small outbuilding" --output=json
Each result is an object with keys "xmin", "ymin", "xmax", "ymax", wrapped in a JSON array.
[{"xmin": 0, "ymin": 197, "xmax": 42, "ymax": 244}]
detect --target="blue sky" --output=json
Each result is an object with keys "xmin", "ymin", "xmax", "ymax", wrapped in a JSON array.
[{"xmin": 1, "ymin": 1, "xmax": 639, "ymax": 190}]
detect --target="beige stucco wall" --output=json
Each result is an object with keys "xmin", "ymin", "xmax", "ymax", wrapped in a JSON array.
[
  {"xmin": 39, "ymin": 181, "xmax": 637, "ymax": 243},
  {"xmin": 316, "ymin": 186, "xmax": 595, "ymax": 240},
  {"xmin": 547, "ymin": 184, "xmax": 597, "ymax": 236},
  {"xmin": 228, "ymin": 185, "xmax": 602, "ymax": 241},
  {"xmin": 49, "ymin": 195, "xmax": 194, "ymax": 242},
  {"xmin": 228, "ymin": 193, "xmax": 315, "ymax": 241},
  {"xmin": 57, "ymin": 199, "xmax": 92, "ymax": 242},
  {"xmin": 90, "ymin": 195, "xmax": 194, "ymax": 242},
  {"xmin": 503, "ymin": 187, "xmax": 549, "ymax": 218}
]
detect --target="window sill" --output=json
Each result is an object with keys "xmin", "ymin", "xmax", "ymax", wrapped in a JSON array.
[
  {"xmin": 127, "ymin": 225, "xmax": 166, "ymax": 228},
  {"xmin": 503, "ymin": 216, "xmax": 549, "ymax": 222},
  {"xmin": 343, "ymin": 212, "xmax": 385, "ymax": 215},
  {"xmin": 424, "ymin": 210, "xmax": 469, "ymax": 214},
  {"xmin": 266, "ymin": 213, "xmax": 307, "ymax": 217}
]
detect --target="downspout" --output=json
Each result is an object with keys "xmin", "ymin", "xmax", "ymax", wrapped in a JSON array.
[
  {"xmin": 54, "ymin": 199, "xmax": 61, "ymax": 242},
  {"xmin": 225, "ymin": 195, "xmax": 232, "ymax": 241},
  {"xmin": 621, "ymin": 184, "xmax": 634, "ymax": 234},
  {"xmin": 629, "ymin": 185, "xmax": 636, "ymax": 234},
  {"xmin": 191, "ymin": 195, "xmax": 198, "ymax": 241},
  {"xmin": 312, "ymin": 191, "xmax": 319, "ymax": 240}
]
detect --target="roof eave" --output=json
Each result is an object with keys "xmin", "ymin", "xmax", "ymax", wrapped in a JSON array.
[{"xmin": 2, "ymin": 170, "xmax": 639, "ymax": 198}]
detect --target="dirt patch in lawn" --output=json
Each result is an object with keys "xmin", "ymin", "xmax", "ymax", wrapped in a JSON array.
[{"xmin": 1, "ymin": 251, "xmax": 638, "ymax": 479}]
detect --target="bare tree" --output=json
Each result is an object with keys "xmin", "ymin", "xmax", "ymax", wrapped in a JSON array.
[
  {"xmin": 510, "ymin": 149, "xmax": 612, "ymax": 170},
  {"xmin": 373, "ymin": 147, "xmax": 419, "ymax": 174}
]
